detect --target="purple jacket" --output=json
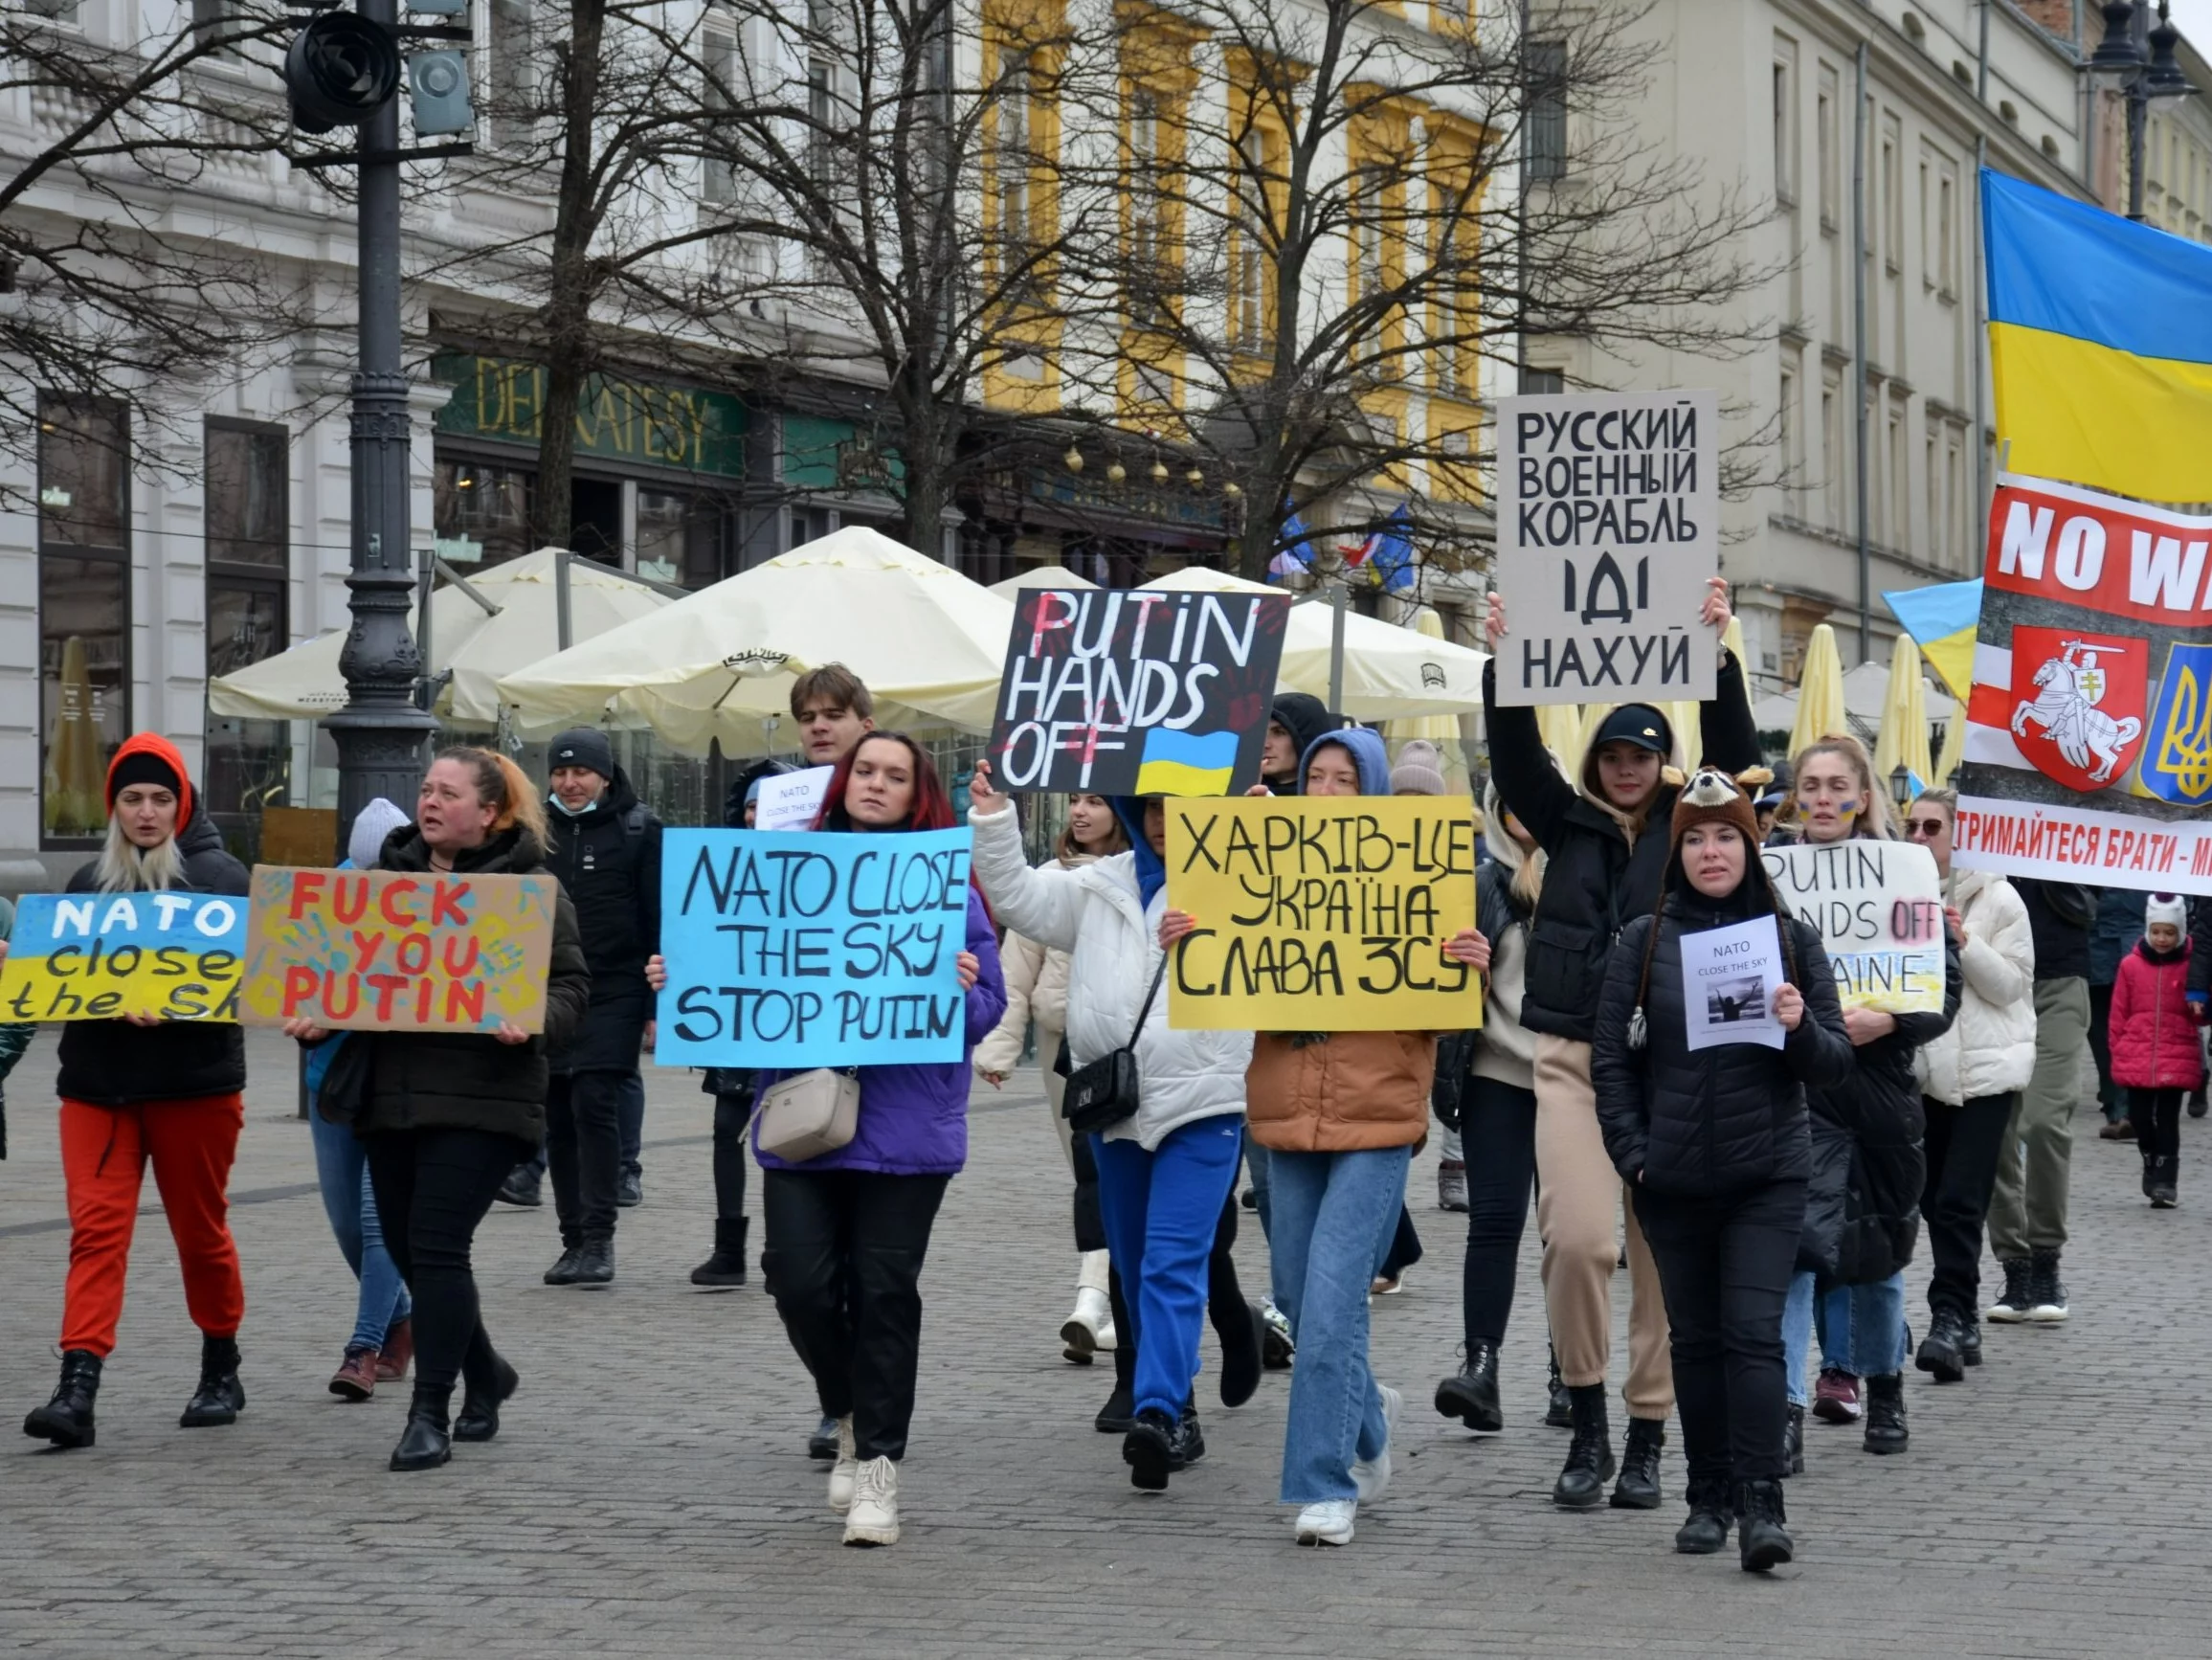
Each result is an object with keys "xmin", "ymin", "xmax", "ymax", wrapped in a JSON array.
[{"xmin": 754, "ymin": 888, "xmax": 1006, "ymax": 1177}]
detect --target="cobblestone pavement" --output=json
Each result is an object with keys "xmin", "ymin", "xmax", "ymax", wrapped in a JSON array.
[{"xmin": 3, "ymin": 1029, "xmax": 2210, "ymax": 1658}]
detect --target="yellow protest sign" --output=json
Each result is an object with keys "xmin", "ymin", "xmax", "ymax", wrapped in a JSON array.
[
  {"xmin": 1165, "ymin": 796, "xmax": 1483, "ymax": 1031},
  {"xmin": 0, "ymin": 891, "xmax": 245, "ymax": 1022}
]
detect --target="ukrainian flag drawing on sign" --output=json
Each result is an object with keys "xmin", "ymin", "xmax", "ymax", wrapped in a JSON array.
[
  {"xmin": 1135, "ymin": 728, "xmax": 1240, "ymax": 796},
  {"xmin": 1984, "ymin": 168, "xmax": 2212, "ymax": 505}
]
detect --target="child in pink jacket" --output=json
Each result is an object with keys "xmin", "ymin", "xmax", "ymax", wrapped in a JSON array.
[{"xmin": 2111, "ymin": 894, "xmax": 2204, "ymax": 1208}]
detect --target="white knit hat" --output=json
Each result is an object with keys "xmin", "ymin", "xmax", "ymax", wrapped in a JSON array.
[
  {"xmin": 347, "ymin": 797, "xmax": 412, "ymax": 868},
  {"xmin": 2146, "ymin": 893, "xmax": 2188, "ymax": 932}
]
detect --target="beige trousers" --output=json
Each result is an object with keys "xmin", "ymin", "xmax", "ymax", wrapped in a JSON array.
[{"xmin": 1534, "ymin": 1033, "xmax": 1674, "ymax": 1420}]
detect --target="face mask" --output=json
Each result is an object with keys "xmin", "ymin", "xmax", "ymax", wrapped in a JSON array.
[{"xmin": 547, "ymin": 791, "xmax": 592, "ymax": 818}]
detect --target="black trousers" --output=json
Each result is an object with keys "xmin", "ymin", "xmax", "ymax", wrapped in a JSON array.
[
  {"xmin": 1634, "ymin": 1178, "xmax": 1805, "ymax": 1489},
  {"xmin": 2089, "ymin": 983, "xmax": 2120, "ymax": 1118},
  {"xmin": 546, "ymin": 1069, "xmax": 630, "ymax": 1245},
  {"xmin": 1070, "ymin": 1123, "xmax": 1107, "ymax": 1255},
  {"xmin": 1922, "ymin": 1092, "xmax": 2016, "ymax": 1316},
  {"xmin": 762, "ymin": 1168, "xmax": 950, "ymax": 1462},
  {"xmin": 711, "ymin": 1087, "xmax": 756, "ymax": 1222},
  {"xmin": 2131, "ymin": 1086, "xmax": 2183, "ymax": 1161},
  {"xmin": 1462, "ymin": 1077, "xmax": 1537, "ymax": 1345},
  {"xmin": 364, "ymin": 1127, "xmax": 517, "ymax": 1397}
]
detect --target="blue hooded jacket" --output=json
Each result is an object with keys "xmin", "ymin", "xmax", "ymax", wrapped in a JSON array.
[
  {"xmin": 1110, "ymin": 798, "xmax": 1166, "ymax": 907},
  {"xmin": 1297, "ymin": 726, "xmax": 1391, "ymax": 797}
]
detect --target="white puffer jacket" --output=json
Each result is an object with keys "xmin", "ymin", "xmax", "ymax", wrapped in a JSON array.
[
  {"xmin": 1915, "ymin": 868, "xmax": 2037, "ymax": 1105},
  {"xmin": 970, "ymin": 804, "xmax": 1250, "ymax": 1149}
]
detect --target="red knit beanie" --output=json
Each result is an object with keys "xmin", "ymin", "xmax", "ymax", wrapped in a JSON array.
[{"xmin": 105, "ymin": 732, "xmax": 194, "ymax": 829}]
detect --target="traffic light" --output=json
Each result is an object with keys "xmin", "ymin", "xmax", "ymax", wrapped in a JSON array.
[
  {"xmin": 283, "ymin": 11, "xmax": 403, "ymax": 133},
  {"xmin": 408, "ymin": 50, "xmax": 474, "ymax": 135}
]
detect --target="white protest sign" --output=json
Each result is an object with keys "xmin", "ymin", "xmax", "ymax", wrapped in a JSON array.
[
  {"xmin": 1682, "ymin": 913, "xmax": 1786, "ymax": 1051},
  {"xmin": 1492, "ymin": 389, "xmax": 1719, "ymax": 707},
  {"xmin": 756, "ymin": 766, "xmax": 833, "ymax": 832},
  {"xmin": 1762, "ymin": 839, "xmax": 1946, "ymax": 1014}
]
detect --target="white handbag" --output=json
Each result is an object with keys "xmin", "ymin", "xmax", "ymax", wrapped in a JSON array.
[{"xmin": 755, "ymin": 1067, "xmax": 861, "ymax": 1162}]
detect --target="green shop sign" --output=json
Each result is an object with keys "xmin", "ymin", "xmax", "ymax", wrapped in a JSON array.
[{"xmin": 433, "ymin": 353, "xmax": 748, "ymax": 479}]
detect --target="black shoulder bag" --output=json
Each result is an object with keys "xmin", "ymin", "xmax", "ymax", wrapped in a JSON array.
[{"xmin": 1061, "ymin": 955, "xmax": 1168, "ymax": 1135}]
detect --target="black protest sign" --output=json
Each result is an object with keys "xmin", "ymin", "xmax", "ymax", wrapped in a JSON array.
[{"xmin": 986, "ymin": 587, "xmax": 1291, "ymax": 796}]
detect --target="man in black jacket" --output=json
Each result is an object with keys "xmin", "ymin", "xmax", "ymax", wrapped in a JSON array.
[{"xmin": 532, "ymin": 727, "xmax": 661, "ymax": 1288}]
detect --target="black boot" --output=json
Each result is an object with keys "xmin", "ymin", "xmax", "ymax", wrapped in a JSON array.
[
  {"xmin": 1782, "ymin": 1402, "xmax": 1804, "ymax": 1476},
  {"xmin": 1094, "ymin": 1382, "xmax": 1135, "ymax": 1434},
  {"xmin": 453, "ymin": 1353, "xmax": 520, "ymax": 1443},
  {"xmin": 808, "ymin": 1415, "xmax": 839, "ymax": 1459},
  {"xmin": 1435, "ymin": 1339, "xmax": 1503, "ymax": 1433},
  {"xmin": 2148, "ymin": 1159, "xmax": 2178, "ymax": 1209},
  {"xmin": 2028, "ymin": 1246, "xmax": 2071, "ymax": 1317},
  {"xmin": 1736, "ymin": 1478, "xmax": 1794, "ymax": 1572},
  {"xmin": 1863, "ymin": 1372, "xmax": 1908, "ymax": 1453},
  {"xmin": 1674, "ymin": 1476, "xmax": 1732, "ymax": 1554},
  {"xmin": 1124, "ymin": 1407, "xmax": 1176, "ymax": 1492},
  {"xmin": 1216, "ymin": 1300, "xmax": 1263, "ymax": 1409},
  {"xmin": 1545, "ymin": 1345, "xmax": 1573, "ymax": 1428},
  {"xmin": 1914, "ymin": 1304, "xmax": 1969, "ymax": 1383},
  {"xmin": 1989, "ymin": 1256, "xmax": 2033, "ymax": 1322},
  {"xmin": 691, "ymin": 1217, "xmax": 749, "ymax": 1288},
  {"xmin": 544, "ymin": 1245, "xmax": 584, "ymax": 1286},
  {"xmin": 1611, "ymin": 1414, "xmax": 1665, "ymax": 1510},
  {"xmin": 497, "ymin": 1165, "xmax": 543, "ymax": 1207},
  {"xmin": 23, "ymin": 1350, "xmax": 101, "ymax": 1449},
  {"xmin": 571, "ymin": 1235, "xmax": 614, "ymax": 1287},
  {"xmin": 391, "ymin": 1385, "xmax": 453, "ymax": 1471},
  {"xmin": 1552, "ymin": 1384, "xmax": 1616, "ymax": 1510},
  {"xmin": 179, "ymin": 1335, "xmax": 244, "ymax": 1428},
  {"xmin": 1174, "ymin": 1397, "xmax": 1206, "ymax": 1468}
]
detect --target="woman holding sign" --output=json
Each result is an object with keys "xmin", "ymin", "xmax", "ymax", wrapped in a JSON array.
[
  {"xmin": 285, "ymin": 749, "xmax": 591, "ymax": 1474},
  {"xmin": 1591, "ymin": 770, "xmax": 1852, "ymax": 1571},
  {"xmin": 20, "ymin": 733, "xmax": 252, "ymax": 1452}
]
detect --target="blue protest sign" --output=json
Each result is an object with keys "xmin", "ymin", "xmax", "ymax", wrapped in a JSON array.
[
  {"xmin": 0, "ymin": 890, "xmax": 247, "ymax": 1021},
  {"xmin": 655, "ymin": 826, "xmax": 972, "ymax": 1067}
]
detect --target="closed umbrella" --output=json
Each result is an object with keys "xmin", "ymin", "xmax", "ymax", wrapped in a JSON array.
[
  {"xmin": 1788, "ymin": 623, "xmax": 1847, "ymax": 760},
  {"xmin": 45, "ymin": 635, "xmax": 107, "ymax": 837},
  {"xmin": 209, "ymin": 549, "xmax": 678, "ymax": 728},
  {"xmin": 495, "ymin": 527, "xmax": 1017, "ymax": 754},
  {"xmin": 1870, "ymin": 634, "xmax": 1934, "ymax": 794}
]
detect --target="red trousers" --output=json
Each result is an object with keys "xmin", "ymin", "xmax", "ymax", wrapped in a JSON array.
[{"xmin": 58, "ymin": 1094, "xmax": 246, "ymax": 1357}]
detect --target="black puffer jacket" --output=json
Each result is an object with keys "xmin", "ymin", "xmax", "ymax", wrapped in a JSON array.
[
  {"xmin": 1483, "ymin": 652, "xmax": 1761, "ymax": 1043},
  {"xmin": 1592, "ymin": 871, "xmax": 1852, "ymax": 1198},
  {"xmin": 353, "ymin": 822, "xmax": 591, "ymax": 1147},
  {"xmin": 56, "ymin": 812, "xmax": 250, "ymax": 1107},
  {"xmin": 543, "ymin": 765, "xmax": 659, "ymax": 1073}
]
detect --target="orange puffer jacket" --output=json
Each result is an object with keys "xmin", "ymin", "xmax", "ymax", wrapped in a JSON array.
[{"xmin": 1246, "ymin": 1029, "xmax": 1437, "ymax": 1154}]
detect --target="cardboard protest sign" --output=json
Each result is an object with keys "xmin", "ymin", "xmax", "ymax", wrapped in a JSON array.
[
  {"xmin": 1164, "ymin": 796, "xmax": 1482, "ymax": 1031},
  {"xmin": 655, "ymin": 826, "xmax": 972, "ymax": 1067},
  {"xmin": 0, "ymin": 891, "xmax": 245, "ymax": 1022},
  {"xmin": 756, "ymin": 766, "xmax": 833, "ymax": 832},
  {"xmin": 1491, "ymin": 390, "xmax": 1719, "ymax": 707},
  {"xmin": 987, "ymin": 587, "xmax": 1291, "ymax": 796},
  {"xmin": 1763, "ymin": 840, "xmax": 1946, "ymax": 1014},
  {"xmin": 1681, "ymin": 915, "xmax": 1786, "ymax": 1051},
  {"xmin": 1957, "ymin": 474, "xmax": 2212, "ymax": 893},
  {"xmin": 237, "ymin": 866, "xmax": 558, "ymax": 1032}
]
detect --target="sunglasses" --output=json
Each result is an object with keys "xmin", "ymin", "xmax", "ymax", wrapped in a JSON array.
[{"xmin": 1902, "ymin": 818, "xmax": 1949, "ymax": 837}]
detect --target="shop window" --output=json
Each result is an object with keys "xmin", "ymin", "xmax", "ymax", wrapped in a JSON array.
[
  {"xmin": 38, "ymin": 395, "xmax": 130, "ymax": 844},
  {"xmin": 435, "ymin": 457, "xmax": 534, "ymax": 566},
  {"xmin": 638, "ymin": 487, "xmax": 726, "ymax": 589},
  {"xmin": 204, "ymin": 421, "xmax": 292, "ymax": 846}
]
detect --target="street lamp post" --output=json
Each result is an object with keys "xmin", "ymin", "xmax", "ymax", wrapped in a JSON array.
[{"xmin": 2085, "ymin": 0, "xmax": 2198, "ymax": 223}]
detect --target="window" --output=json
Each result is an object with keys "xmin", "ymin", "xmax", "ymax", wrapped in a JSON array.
[
  {"xmin": 996, "ymin": 52, "xmax": 1036, "ymax": 272},
  {"xmin": 1925, "ymin": 424, "xmax": 1938, "ymax": 560},
  {"xmin": 38, "ymin": 395, "xmax": 130, "ymax": 844},
  {"xmin": 1821, "ymin": 369, "xmax": 1843, "ymax": 530},
  {"xmin": 434, "ymin": 457, "xmax": 534, "ymax": 566},
  {"xmin": 1882, "ymin": 113, "xmax": 1902, "ymax": 274},
  {"xmin": 24, "ymin": 0, "xmax": 80, "ymax": 25},
  {"xmin": 702, "ymin": 21, "xmax": 739, "ymax": 205},
  {"xmin": 807, "ymin": 58, "xmax": 837, "ymax": 191},
  {"xmin": 202, "ymin": 422, "xmax": 290, "ymax": 841},
  {"xmin": 1520, "ymin": 365, "xmax": 1563, "ymax": 395},
  {"xmin": 1230, "ymin": 126, "xmax": 1271, "ymax": 350},
  {"xmin": 1936, "ymin": 167, "xmax": 1956, "ymax": 297},
  {"xmin": 1350, "ymin": 162, "xmax": 1388, "ymax": 304},
  {"xmin": 1887, "ymin": 395, "xmax": 1907, "ymax": 550},
  {"xmin": 1817, "ymin": 65, "xmax": 1839, "ymax": 230},
  {"xmin": 1778, "ymin": 363, "xmax": 1798, "ymax": 500},
  {"xmin": 637, "ymin": 487, "xmax": 726, "ymax": 589},
  {"xmin": 486, "ymin": 0, "xmax": 534, "ymax": 148},
  {"xmin": 1126, "ymin": 87, "xmax": 1165, "ymax": 324},
  {"xmin": 1772, "ymin": 45, "xmax": 1797, "ymax": 206},
  {"xmin": 1527, "ymin": 39, "xmax": 1567, "ymax": 182},
  {"xmin": 1946, "ymin": 429, "xmax": 1966, "ymax": 569}
]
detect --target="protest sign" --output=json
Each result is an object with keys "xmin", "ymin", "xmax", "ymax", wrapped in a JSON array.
[
  {"xmin": 655, "ymin": 826, "xmax": 972, "ymax": 1067},
  {"xmin": 756, "ymin": 766, "xmax": 833, "ymax": 832},
  {"xmin": 1491, "ymin": 389, "xmax": 1719, "ymax": 707},
  {"xmin": 1762, "ymin": 840, "xmax": 1947, "ymax": 1014},
  {"xmin": 1957, "ymin": 473, "xmax": 2212, "ymax": 893},
  {"xmin": 1163, "ymin": 796, "xmax": 1481, "ymax": 1031},
  {"xmin": 237, "ymin": 866, "xmax": 557, "ymax": 1032},
  {"xmin": 986, "ymin": 586, "xmax": 1291, "ymax": 796},
  {"xmin": 1682, "ymin": 914, "xmax": 1785, "ymax": 1051},
  {"xmin": 0, "ymin": 891, "xmax": 245, "ymax": 1022}
]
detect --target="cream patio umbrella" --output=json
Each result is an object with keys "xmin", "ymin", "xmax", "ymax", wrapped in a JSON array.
[
  {"xmin": 209, "ymin": 549, "xmax": 679, "ymax": 729},
  {"xmin": 990, "ymin": 565, "xmax": 1098, "ymax": 597},
  {"xmin": 1383, "ymin": 607, "xmax": 1474, "ymax": 791},
  {"xmin": 1137, "ymin": 567, "xmax": 1490, "ymax": 720},
  {"xmin": 1870, "ymin": 634, "xmax": 1935, "ymax": 793},
  {"xmin": 1788, "ymin": 623, "xmax": 1848, "ymax": 759},
  {"xmin": 494, "ymin": 527, "xmax": 1017, "ymax": 754}
]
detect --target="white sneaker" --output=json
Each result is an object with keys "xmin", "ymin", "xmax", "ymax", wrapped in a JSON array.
[
  {"xmin": 841, "ymin": 1455, "xmax": 900, "ymax": 1546},
  {"xmin": 1295, "ymin": 1498, "xmax": 1357, "ymax": 1546},
  {"xmin": 1061, "ymin": 1287, "xmax": 1112, "ymax": 1362},
  {"xmin": 1352, "ymin": 1383, "xmax": 1400, "ymax": 1503},
  {"xmin": 827, "ymin": 1415, "xmax": 858, "ymax": 1514}
]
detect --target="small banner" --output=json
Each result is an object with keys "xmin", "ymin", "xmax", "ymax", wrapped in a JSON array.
[
  {"xmin": 0, "ymin": 891, "xmax": 246, "ymax": 1022},
  {"xmin": 1164, "ymin": 796, "xmax": 1482, "ymax": 1031},
  {"xmin": 986, "ymin": 586, "xmax": 1291, "ymax": 796},
  {"xmin": 1761, "ymin": 840, "xmax": 1947, "ymax": 1014},
  {"xmin": 237, "ymin": 866, "xmax": 557, "ymax": 1033},
  {"xmin": 655, "ymin": 826, "xmax": 972, "ymax": 1067}
]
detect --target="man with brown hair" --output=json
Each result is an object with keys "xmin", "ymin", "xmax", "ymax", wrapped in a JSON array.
[{"xmin": 790, "ymin": 664, "xmax": 875, "ymax": 765}]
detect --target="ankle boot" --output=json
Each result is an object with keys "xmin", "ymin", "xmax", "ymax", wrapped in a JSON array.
[
  {"xmin": 454, "ymin": 1353, "xmax": 520, "ymax": 1443},
  {"xmin": 1674, "ymin": 1475, "xmax": 1731, "ymax": 1554},
  {"xmin": 391, "ymin": 1385, "xmax": 453, "ymax": 1471},
  {"xmin": 1782, "ymin": 1402, "xmax": 1804, "ymax": 1475},
  {"xmin": 1545, "ymin": 1345, "xmax": 1573, "ymax": 1428},
  {"xmin": 23, "ymin": 1350, "xmax": 101, "ymax": 1449},
  {"xmin": 1552, "ymin": 1383, "xmax": 1615, "ymax": 1509},
  {"xmin": 2027, "ymin": 1246, "xmax": 2070, "ymax": 1318},
  {"xmin": 1611, "ymin": 1415, "xmax": 1665, "ymax": 1509},
  {"xmin": 691, "ymin": 1217, "xmax": 749, "ymax": 1287},
  {"xmin": 572, "ymin": 1235, "xmax": 614, "ymax": 1286},
  {"xmin": 180, "ymin": 1335, "xmax": 245, "ymax": 1427},
  {"xmin": 1862, "ymin": 1372, "xmax": 1908, "ymax": 1453},
  {"xmin": 1434, "ymin": 1339, "xmax": 1503, "ymax": 1433},
  {"xmin": 1914, "ymin": 1305, "xmax": 1969, "ymax": 1383},
  {"xmin": 1736, "ymin": 1479, "xmax": 1794, "ymax": 1571}
]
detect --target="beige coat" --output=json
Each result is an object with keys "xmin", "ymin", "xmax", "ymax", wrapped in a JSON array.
[{"xmin": 973, "ymin": 925, "xmax": 1072, "ymax": 1077}]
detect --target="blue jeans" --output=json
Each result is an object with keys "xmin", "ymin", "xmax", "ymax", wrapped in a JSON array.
[
  {"xmin": 1781, "ymin": 1268, "xmax": 1908, "ymax": 1403},
  {"xmin": 1092, "ymin": 1117, "xmax": 1244, "ymax": 1420},
  {"xmin": 309, "ymin": 1107, "xmax": 412, "ymax": 1353},
  {"xmin": 1265, "ymin": 1145, "xmax": 1409, "ymax": 1503}
]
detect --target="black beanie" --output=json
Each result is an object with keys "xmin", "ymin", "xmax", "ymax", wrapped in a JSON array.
[
  {"xmin": 547, "ymin": 727, "xmax": 614, "ymax": 780},
  {"xmin": 108, "ymin": 747, "xmax": 185, "ymax": 803}
]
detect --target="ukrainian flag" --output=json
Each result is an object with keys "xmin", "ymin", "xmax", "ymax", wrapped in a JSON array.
[
  {"xmin": 1134, "ymin": 728, "xmax": 1240, "ymax": 796},
  {"xmin": 1882, "ymin": 578, "xmax": 1982, "ymax": 703},
  {"xmin": 1985, "ymin": 168, "xmax": 2212, "ymax": 504}
]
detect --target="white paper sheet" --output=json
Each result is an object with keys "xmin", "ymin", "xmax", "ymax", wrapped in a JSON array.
[{"xmin": 1681, "ymin": 913, "xmax": 1786, "ymax": 1051}]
